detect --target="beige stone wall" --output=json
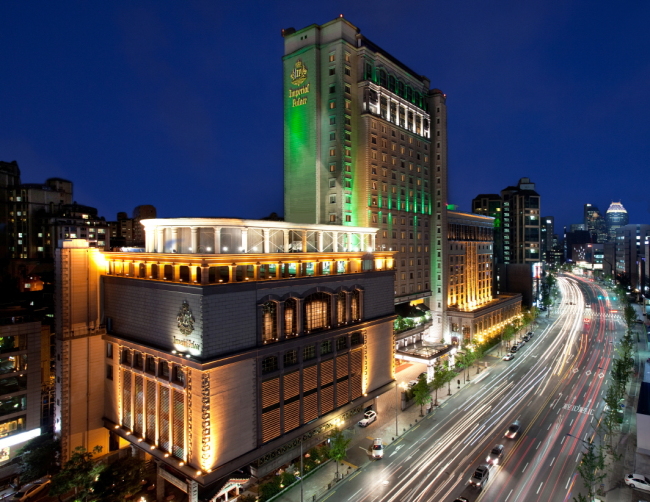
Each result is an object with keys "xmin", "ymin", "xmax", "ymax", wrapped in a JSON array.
[
  {"xmin": 364, "ymin": 320, "xmax": 394, "ymax": 395},
  {"xmin": 188, "ymin": 359, "xmax": 257, "ymax": 470}
]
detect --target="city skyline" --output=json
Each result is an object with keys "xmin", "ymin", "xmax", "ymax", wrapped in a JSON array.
[{"xmin": 2, "ymin": 1, "xmax": 649, "ymax": 234}]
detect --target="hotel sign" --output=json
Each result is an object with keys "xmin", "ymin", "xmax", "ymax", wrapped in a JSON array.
[
  {"xmin": 174, "ymin": 301, "xmax": 202, "ymax": 354},
  {"xmin": 289, "ymin": 60, "xmax": 309, "ymax": 107}
]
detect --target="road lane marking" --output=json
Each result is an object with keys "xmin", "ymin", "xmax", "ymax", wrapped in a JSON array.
[
  {"xmin": 537, "ymin": 482, "xmax": 544, "ymax": 494},
  {"xmin": 522, "ymin": 462, "xmax": 529, "ymax": 473},
  {"xmin": 566, "ymin": 476, "xmax": 572, "ymax": 489},
  {"xmin": 570, "ymin": 419, "xmax": 574, "ymax": 426},
  {"xmin": 561, "ymin": 436, "xmax": 566, "ymax": 444},
  {"xmin": 505, "ymin": 489, "xmax": 514, "ymax": 501},
  {"xmin": 550, "ymin": 456, "xmax": 556, "ymax": 466}
]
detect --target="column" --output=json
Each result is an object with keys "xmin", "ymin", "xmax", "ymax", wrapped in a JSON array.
[
  {"xmin": 157, "ymin": 227, "xmax": 164, "ymax": 253},
  {"xmin": 263, "ymin": 228, "xmax": 270, "ymax": 253},
  {"xmin": 301, "ymin": 231, "xmax": 307, "ymax": 252},
  {"xmin": 145, "ymin": 262, "xmax": 153, "ymax": 279},
  {"xmin": 200, "ymin": 266, "xmax": 209, "ymax": 285},
  {"xmin": 283, "ymin": 230, "xmax": 290, "ymax": 252},
  {"xmin": 145, "ymin": 227, "xmax": 154, "ymax": 252},
  {"xmin": 190, "ymin": 227, "xmax": 198, "ymax": 253},
  {"xmin": 241, "ymin": 228, "xmax": 248, "ymax": 253},
  {"xmin": 190, "ymin": 266, "xmax": 198, "ymax": 283},
  {"xmin": 329, "ymin": 260, "xmax": 337, "ymax": 275},
  {"xmin": 371, "ymin": 233, "xmax": 376, "ymax": 252},
  {"xmin": 346, "ymin": 232, "xmax": 353, "ymax": 251},
  {"xmin": 170, "ymin": 265, "xmax": 179, "ymax": 282},
  {"xmin": 317, "ymin": 231, "xmax": 324, "ymax": 252},
  {"xmin": 228, "ymin": 265, "xmax": 236, "ymax": 283},
  {"xmin": 275, "ymin": 263, "xmax": 282, "ymax": 279},
  {"xmin": 156, "ymin": 462, "xmax": 165, "ymax": 502},
  {"xmin": 333, "ymin": 231, "xmax": 339, "ymax": 252},
  {"xmin": 213, "ymin": 227, "xmax": 221, "ymax": 253},
  {"xmin": 253, "ymin": 263, "xmax": 260, "ymax": 280},
  {"xmin": 171, "ymin": 227, "xmax": 179, "ymax": 253},
  {"xmin": 295, "ymin": 298, "xmax": 304, "ymax": 334}
]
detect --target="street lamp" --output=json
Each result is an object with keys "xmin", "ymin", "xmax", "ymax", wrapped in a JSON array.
[{"xmin": 565, "ymin": 432, "xmax": 592, "ymax": 445}]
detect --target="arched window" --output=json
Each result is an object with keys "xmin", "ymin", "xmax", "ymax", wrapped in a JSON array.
[
  {"xmin": 350, "ymin": 290, "xmax": 361, "ymax": 321},
  {"xmin": 304, "ymin": 293, "xmax": 331, "ymax": 332},
  {"xmin": 284, "ymin": 298, "xmax": 297, "ymax": 337},
  {"xmin": 337, "ymin": 291, "xmax": 347, "ymax": 325},
  {"xmin": 379, "ymin": 69, "xmax": 387, "ymax": 87},
  {"xmin": 388, "ymin": 75, "xmax": 396, "ymax": 93},
  {"xmin": 262, "ymin": 302, "xmax": 277, "ymax": 343}
]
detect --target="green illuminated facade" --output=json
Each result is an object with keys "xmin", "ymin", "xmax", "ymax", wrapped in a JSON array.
[{"xmin": 283, "ymin": 17, "xmax": 449, "ymax": 337}]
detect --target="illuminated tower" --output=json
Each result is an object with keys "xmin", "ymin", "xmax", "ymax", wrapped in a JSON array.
[
  {"xmin": 606, "ymin": 201, "xmax": 629, "ymax": 240},
  {"xmin": 282, "ymin": 17, "xmax": 448, "ymax": 332}
]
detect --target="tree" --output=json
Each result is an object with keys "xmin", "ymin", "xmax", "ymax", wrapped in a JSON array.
[
  {"xmin": 16, "ymin": 433, "xmax": 60, "ymax": 483},
  {"xmin": 91, "ymin": 456, "xmax": 147, "ymax": 502},
  {"xmin": 501, "ymin": 324, "xmax": 515, "ymax": 349},
  {"xmin": 412, "ymin": 375, "xmax": 431, "ymax": 416},
  {"xmin": 328, "ymin": 428, "xmax": 351, "ymax": 478},
  {"xmin": 575, "ymin": 440, "xmax": 606, "ymax": 501},
  {"xmin": 430, "ymin": 364, "xmax": 446, "ymax": 406},
  {"xmin": 623, "ymin": 304, "xmax": 637, "ymax": 333},
  {"xmin": 601, "ymin": 385, "xmax": 623, "ymax": 461},
  {"xmin": 49, "ymin": 446, "xmax": 105, "ymax": 501}
]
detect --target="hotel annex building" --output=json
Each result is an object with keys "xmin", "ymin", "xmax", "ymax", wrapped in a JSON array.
[{"xmin": 56, "ymin": 220, "xmax": 396, "ymax": 501}]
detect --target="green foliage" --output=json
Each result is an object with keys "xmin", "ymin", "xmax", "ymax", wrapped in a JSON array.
[
  {"xmin": 91, "ymin": 456, "xmax": 147, "ymax": 502},
  {"xmin": 501, "ymin": 324, "xmax": 516, "ymax": 347},
  {"xmin": 328, "ymin": 428, "xmax": 351, "ymax": 477},
  {"xmin": 412, "ymin": 375, "xmax": 431, "ymax": 416},
  {"xmin": 430, "ymin": 361, "xmax": 455, "ymax": 405},
  {"xmin": 623, "ymin": 304, "xmax": 637, "ymax": 332},
  {"xmin": 49, "ymin": 446, "xmax": 105, "ymax": 501},
  {"xmin": 575, "ymin": 441, "xmax": 606, "ymax": 500},
  {"xmin": 15, "ymin": 433, "xmax": 60, "ymax": 483},
  {"xmin": 259, "ymin": 472, "xmax": 297, "ymax": 502}
]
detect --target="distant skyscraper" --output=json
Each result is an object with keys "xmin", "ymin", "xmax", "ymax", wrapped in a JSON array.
[
  {"xmin": 541, "ymin": 216, "xmax": 554, "ymax": 262},
  {"xmin": 606, "ymin": 201, "xmax": 629, "ymax": 240},
  {"xmin": 584, "ymin": 203, "xmax": 607, "ymax": 243}
]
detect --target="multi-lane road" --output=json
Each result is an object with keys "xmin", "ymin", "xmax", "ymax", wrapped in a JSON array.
[{"xmin": 328, "ymin": 274, "xmax": 624, "ymax": 502}]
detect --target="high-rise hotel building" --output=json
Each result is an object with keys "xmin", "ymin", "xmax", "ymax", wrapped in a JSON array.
[{"xmin": 282, "ymin": 17, "xmax": 448, "ymax": 337}]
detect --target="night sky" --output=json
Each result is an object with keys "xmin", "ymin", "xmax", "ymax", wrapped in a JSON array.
[{"xmin": 2, "ymin": 1, "xmax": 649, "ymax": 235}]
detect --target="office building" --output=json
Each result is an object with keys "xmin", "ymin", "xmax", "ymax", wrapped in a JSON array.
[
  {"xmin": 584, "ymin": 204, "xmax": 607, "ymax": 243},
  {"xmin": 281, "ymin": 17, "xmax": 448, "ymax": 339},
  {"xmin": 109, "ymin": 205, "xmax": 157, "ymax": 248},
  {"xmin": 540, "ymin": 216, "xmax": 554, "ymax": 263},
  {"xmin": 606, "ymin": 201, "xmax": 629, "ymax": 240},
  {"xmin": 472, "ymin": 178, "xmax": 541, "ymax": 266},
  {"xmin": 615, "ymin": 224, "xmax": 650, "ymax": 292},
  {"xmin": 55, "ymin": 218, "xmax": 396, "ymax": 501}
]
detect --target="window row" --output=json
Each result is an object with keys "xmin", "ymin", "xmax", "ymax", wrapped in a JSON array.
[
  {"xmin": 261, "ymin": 332, "xmax": 363, "ymax": 374},
  {"xmin": 261, "ymin": 290, "xmax": 362, "ymax": 343},
  {"xmin": 113, "ymin": 346, "xmax": 186, "ymax": 386}
]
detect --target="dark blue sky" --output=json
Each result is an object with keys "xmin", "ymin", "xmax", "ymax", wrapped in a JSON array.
[{"xmin": 2, "ymin": 1, "xmax": 649, "ymax": 234}]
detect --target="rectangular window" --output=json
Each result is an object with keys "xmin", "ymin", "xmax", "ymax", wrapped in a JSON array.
[
  {"xmin": 329, "ymin": 85, "xmax": 336, "ymax": 94},
  {"xmin": 344, "ymin": 84, "xmax": 351, "ymax": 94},
  {"xmin": 329, "ymin": 53, "xmax": 335, "ymax": 62},
  {"xmin": 330, "ymin": 132, "xmax": 336, "ymax": 140},
  {"xmin": 329, "ymin": 179, "xmax": 336, "ymax": 188},
  {"xmin": 329, "ymin": 214, "xmax": 336, "ymax": 222},
  {"xmin": 336, "ymin": 336, "xmax": 347, "ymax": 350},
  {"xmin": 329, "ymin": 67, "xmax": 335, "ymax": 76},
  {"xmin": 329, "ymin": 195, "xmax": 336, "ymax": 204},
  {"xmin": 303, "ymin": 345, "xmax": 316, "ymax": 361},
  {"xmin": 106, "ymin": 364, "xmax": 113, "ymax": 380},
  {"xmin": 321, "ymin": 340, "xmax": 332, "ymax": 355},
  {"xmin": 106, "ymin": 342, "xmax": 113, "ymax": 359},
  {"xmin": 344, "ymin": 66, "xmax": 351, "ymax": 76},
  {"xmin": 284, "ymin": 349, "xmax": 298, "ymax": 367},
  {"xmin": 329, "ymin": 148, "xmax": 336, "ymax": 156},
  {"xmin": 329, "ymin": 101, "xmax": 336, "ymax": 109}
]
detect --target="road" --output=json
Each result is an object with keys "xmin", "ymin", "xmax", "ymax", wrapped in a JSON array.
[{"xmin": 325, "ymin": 275, "xmax": 624, "ymax": 502}]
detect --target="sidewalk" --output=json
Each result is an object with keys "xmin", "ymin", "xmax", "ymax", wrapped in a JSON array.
[
  {"xmin": 271, "ymin": 342, "xmax": 511, "ymax": 502},
  {"xmin": 602, "ymin": 303, "xmax": 650, "ymax": 502}
]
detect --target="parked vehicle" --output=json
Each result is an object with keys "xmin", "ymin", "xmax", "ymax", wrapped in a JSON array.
[
  {"xmin": 510, "ymin": 345, "xmax": 519, "ymax": 353},
  {"xmin": 503, "ymin": 353, "xmax": 515, "ymax": 361},
  {"xmin": 624, "ymin": 473, "xmax": 650, "ymax": 492},
  {"xmin": 358, "ymin": 410, "xmax": 377, "ymax": 427}
]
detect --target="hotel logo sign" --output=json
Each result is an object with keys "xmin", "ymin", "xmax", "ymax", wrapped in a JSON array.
[
  {"xmin": 176, "ymin": 300, "xmax": 195, "ymax": 335},
  {"xmin": 289, "ymin": 60, "xmax": 309, "ymax": 107}
]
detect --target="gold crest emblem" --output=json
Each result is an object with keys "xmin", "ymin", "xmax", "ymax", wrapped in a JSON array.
[
  {"xmin": 176, "ymin": 300, "xmax": 195, "ymax": 336},
  {"xmin": 291, "ymin": 60, "xmax": 308, "ymax": 86}
]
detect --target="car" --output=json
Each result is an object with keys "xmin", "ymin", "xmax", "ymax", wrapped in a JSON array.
[
  {"xmin": 9, "ymin": 479, "xmax": 51, "ymax": 502},
  {"xmin": 486, "ymin": 444, "xmax": 504, "ymax": 464},
  {"xmin": 624, "ymin": 473, "xmax": 650, "ymax": 492},
  {"xmin": 358, "ymin": 410, "xmax": 377, "ymax": 427},
  {"xmin": 452, "ymin": 498, "xmax": 469, "ymax": 502},
  {"xmin": 503, "ymin": 353, "xmax": 515, "ymax": 361},
  {"xmin": 469, "ymin": 464, "xmax": 490, "ymax": 489},
  {"xmin": 408, "ymin": 380, "xmax": 419, "ymax": 388},
  {"xmin": 635, "ymin": 319, "xmax": 644, "ymax": 324},
  {"xmin": 505, "ymin": 420, "xmax": 521, "ymax": 438},
  {"xmin": 371, "ymin": 438, "xmax": 384, "ymax": 459},
  {"xmin": 510, "ymin": 345, "xmax": 519, "ymax": 353},
  {"xmin": 526, "ymin": 331, "xmax": 533, "ymax": 336},
  {"xmin": 522, "ymin": 336, "xmax": 530, "ymax": 342}
]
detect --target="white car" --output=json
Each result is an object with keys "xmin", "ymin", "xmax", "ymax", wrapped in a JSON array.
[
  {"xmin": 503, "ymin": 353, "xmax": 515, "ymax": 361},
  {"xmin": 358, "ymin": 410, "xmax": 377, "ymax": 427},
  {"xmin": 371, "ymin": 438, "xmax": 384, "ymax": 459},
  {"xmin": 625, "ymin": 473, "xmax": 650, "ymax": 492},
  {"xmin": 486, "ymin": 444, "xmax": 504, "ymax": 465}
]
